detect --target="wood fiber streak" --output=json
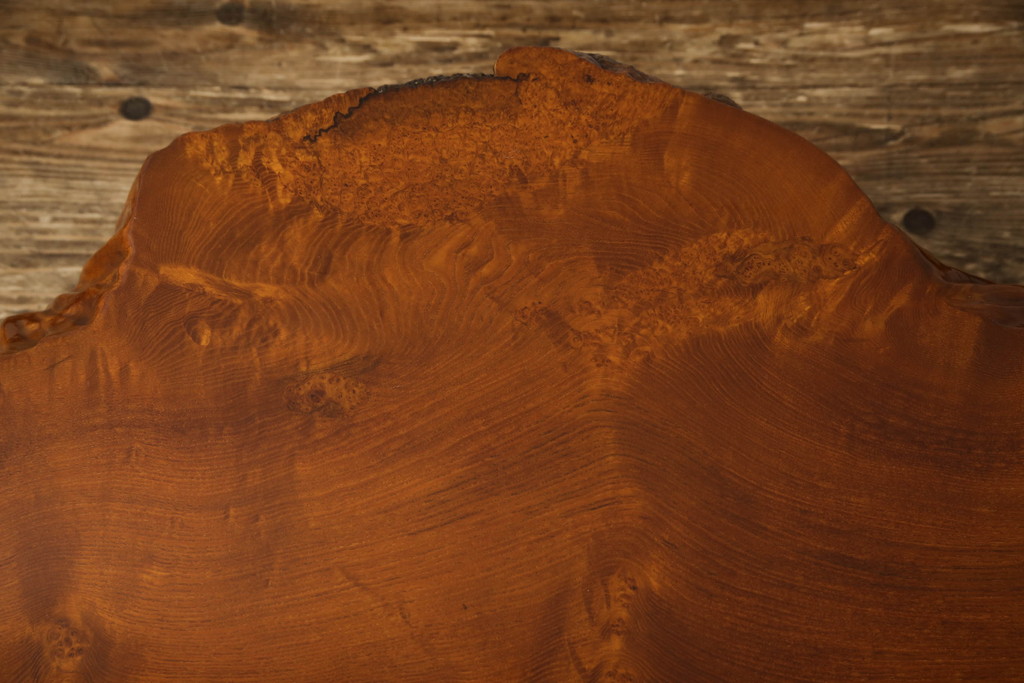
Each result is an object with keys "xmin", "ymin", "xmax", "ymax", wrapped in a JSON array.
[
  {"xmin": 0, "ymin": 0, "xmax": 1022, "ymax": 318},
  {"xmin": 2, "ymin": 47, "xmax": 1023, "ymax": 681}
]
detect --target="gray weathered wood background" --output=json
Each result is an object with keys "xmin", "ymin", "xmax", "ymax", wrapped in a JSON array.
[{"xmin": 1, "ymin": 0, "xmax": 1022, "ymax": 319}]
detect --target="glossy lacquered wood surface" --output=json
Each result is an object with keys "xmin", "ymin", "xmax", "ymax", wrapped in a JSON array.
[{"xmin": 1, "ymin": 48, "xmax": 1022, "ymax": 681}]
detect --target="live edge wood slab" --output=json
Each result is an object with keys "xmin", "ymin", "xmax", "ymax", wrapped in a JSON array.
[{"xmin": 1, "ymin": 46, "xmax": 1022, "ymax": 681}]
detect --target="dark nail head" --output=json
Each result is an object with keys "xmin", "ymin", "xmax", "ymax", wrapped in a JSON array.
[
  {"xmin": 119, "ymin": 97, "xmax": 152, "ymax": 121},
  {"xmin": 216, "ymin": 2, "xmax": 245, "ymax": 25},
  {"xmin": 902, "ymin": 208, "xmax": 936, "ymax": 236}
]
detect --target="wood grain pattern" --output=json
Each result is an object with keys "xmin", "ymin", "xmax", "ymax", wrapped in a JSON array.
[
  {"xmin": 2, "ymin": 46, "xmax": 1023, "ymax": 681},
  {"xmin": 0, "ymin": 0, "xmax": 1022, "ymax": 319}
]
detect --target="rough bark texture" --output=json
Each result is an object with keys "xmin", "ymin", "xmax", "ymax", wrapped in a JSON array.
[
  {"xmin": 1, "ymin": 47, "xmax": 1023, "ymax": 681},
  {"xmin": 0, "ymin": 0, "xmax": 1022, "ymax": 320}
]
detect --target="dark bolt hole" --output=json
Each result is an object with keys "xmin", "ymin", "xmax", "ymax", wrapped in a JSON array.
[
  {"xmin": 119, "ymin": 96, "xmax": 152, "ymax": 121},
  {"xmin": 216, "ymin": 1, "xmax": 245, "ymax": 25},
  {"xmin": 902, "ymin": 207, "xmax": 936, "ymax": 236}
]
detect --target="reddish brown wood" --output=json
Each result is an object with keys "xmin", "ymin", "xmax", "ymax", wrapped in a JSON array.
[{"xmin": 1, "ymin": 47, "xmax": 1022, "ymax": 681}]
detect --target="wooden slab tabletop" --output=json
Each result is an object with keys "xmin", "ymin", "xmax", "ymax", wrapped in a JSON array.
[{"xmin": 1, "ymin": 40, "xmax": 1023, "ymax": 680}]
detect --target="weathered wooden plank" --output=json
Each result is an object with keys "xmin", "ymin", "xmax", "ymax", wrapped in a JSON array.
[
  {"xmin": 1, "ymin": 0, "xmax": 1021, "ymax": 318},
  {"xmin": 4, "ymin": 1, "xmax": 1021, "ymax": 90}
]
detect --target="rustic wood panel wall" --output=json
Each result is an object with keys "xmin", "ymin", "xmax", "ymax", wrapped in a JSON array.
[{"xmin": 1, "ymin": 0, "xmax": 1021, "ymax": 319}]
